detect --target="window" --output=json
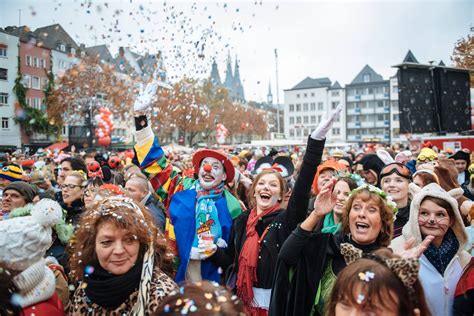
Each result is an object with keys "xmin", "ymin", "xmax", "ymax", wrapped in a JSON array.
[
  {"xmin": 331, "ymin": 102, "xmax": 339, "ymax": 110},
  {"xmin": 31, "ymin": 76, "xmax": 40, "ymax": 89},
  {"xmin": 377, "ymin": 101, "xmax": 384, "ymax": 108},
  {"xmin": 296, "ymin": 117, "xmax": 301, "ymax": 124},
  {"xmin": 303, "ymin": 103, "xmax": 308, "ymax": 111},
  {"xmin": 289, "ymin": 117, "xmax": 294, "ymax": 124},
  {"xmin": 0, "ymin": 45, "xmax": 6, "ymax": 57},
  {"xmin": 70, "ymin": 48, "xmax": 76, "ymax": 55},
  {"xmin": 311, "ymin": 116, "xmax": 316, "ymax": 124},
  {"xmin": 296, "ymin": 93, "xmax": 300, "ymax": 98},
  {"xmin": 40, "ymin": 59, "xmax": 46, "ymax": 68},
  {"xmin": 317, "ymin": 102, "xmax": 323, "ymax": 111},
  {"xmin": 296, "ymin": 104, "xmax": 301, "ymax": 112},
  {"xmin": 26, "ymin": 55, "xmax": 32, "ymax": 66},
  {"xmin": 33, "ymin": 57, "xmax": 39, "ymax": 68},
  {"xmin": 62, "ymin": 126, "xmax": 67, "ymax": 135},
  {"xmin": 296, "ymin": 129, "xmax": 301, "ymax": 137},
  {"xmin": 331, "ymin": 91, "xmax": 339, "ymax": 97},
  {"xmin": 60, "ymin": 44, "xmax": 66, "ymax": 52},
  {"xmin": 317, "ymin": 115, "xmax": 322, "ymax": 123},
  {"xmin": 303, "ymin": 116, "xmax": 308, "ymax": 124},
  {"xmin": 289, "ymin": 129, "xmax": 294, "ymax": 137},
  {"xmin": 289, "ymin": 104, "xmax": 294, "ymax": 112},
  {"xmin": 363, "ymin": 74, "xmax": 370, "ymax": 82},
  {"xmin": 303, "ymin": 93, "xmax": 307, "ymax": 98},
  {"xmin": 2, "ymin": 117, "xmax": 8, "ymax": 129},
  {"xmin": 377, "ymin": 114, "xmax": 384, "ymax": 121},
  {"xmin": 310, "ymin": 102, "xmax": 316, "ymax": 111},
  {"xmin": 368, "ymin": 87, "xmax": 374, "ymax": 94},
  {"xmin": 392, "ymin": 86, "xmax": 398, "ymax": 93},
  {"xmin": 41, "ymin": 78, "xmax": 48, "ymax": 90},
  {"xmin": 393, "ymin": 114, "xmax": 399, "ymax": 121},
  {"xmin": 0, "ymin": 68, "xmax": 6, "ymax": 80},
  {"xmin": 332, "ymin": 128, "xmax": 340, "ymax": 135},
  {"xmin": 22, "ymin": 74, "xmax": 30, "ymax": 87},
  {"xmin": 311, "ymin": 92, "xmax": 315, "ymax": 97},
  {"xmin": 32, "ymin": 98, "xmax": 41, "ymax": 109},
  {"xmin": 0, "ymin": 93, "xmax": 8, "ymax": 105}
]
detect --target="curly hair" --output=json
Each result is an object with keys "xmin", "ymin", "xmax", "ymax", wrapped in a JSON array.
[
  {"xmin": 68, "ymin": 196, "xmax": 174, "ymax": 281},
  {"xmin": 341, "ymin": 189, "xmax": 394, "ymax": 247}
]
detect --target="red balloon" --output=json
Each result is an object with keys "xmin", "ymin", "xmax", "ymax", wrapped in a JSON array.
[{"xmin": 98, "ymin": 136, "xmax": 111, "ymax": 147}]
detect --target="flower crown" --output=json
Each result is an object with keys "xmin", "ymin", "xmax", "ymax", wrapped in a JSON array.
[
  {"xmin": 334, "ymin": 171, "xmax": 366, "ymax": 187},
  {"xmin": 350, "ymin": 183, "xmax": 398, "ymax": 214}
]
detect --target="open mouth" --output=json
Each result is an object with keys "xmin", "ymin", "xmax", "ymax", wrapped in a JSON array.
[
  {"xmin": 259, "ymin": 192, "xmax": 271, "ymax": 202},
  {"xmin": 355, "ymin": 222, "xmax": 370, "ymax": 232},
  {"xmin": 202, "ymin": 174, "xmax": 215, "ymax": 182}
]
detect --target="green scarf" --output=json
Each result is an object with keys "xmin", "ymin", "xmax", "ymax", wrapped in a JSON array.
[{"xmin": 321, "ymin": 210, "xmax": 341, "ymax": 234}]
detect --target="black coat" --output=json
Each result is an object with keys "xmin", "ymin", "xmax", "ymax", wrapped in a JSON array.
[{"xmin": 231, "ymin": 136, "xmax": 325, "ymax": 290}]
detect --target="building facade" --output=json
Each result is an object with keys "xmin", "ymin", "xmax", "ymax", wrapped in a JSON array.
[
  {"xmin": 345, "ymin": 65, "xmax": 390, "ymax": 143},
  {"xmin": 284, "ymin": 77, "xmax": 346, "ymax": 143},
  {"xmin": 0, "ymin": 31, "xmax": 21, "ymax": 148}
]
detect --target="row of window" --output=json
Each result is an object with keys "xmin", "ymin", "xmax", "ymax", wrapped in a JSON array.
[
  {"xmin": 22, "ymin": 75, "xmax": 48, "ymax": 90},
  {"xmin": 289, "ymin": 115, "xmax": 341, "ymax": 125},
  {"xmin": 289, "ymin": 127, "xmax": 341, "ymax": 137},
  {"xmin": 347, "ymin": 128, "xmax": 389, "ymax": 136},
  {"xmin": 295, "ymin": 91, "xmax": 340, "ymax": 98},
  {"xmin": 346, "ymin": 100, "xmax": 389, "ymax": 110},
  {"xmin": 27, "ymin": 97, "xmax": 46, "ymax": 110},
  {"xmin": 25, "ymin": 55, "xmax": 47, "ymax": 68},
  {"xmin": 347, "ymin": 114, "xmax": 389, "ymax": 122},
  {"xmin": 347, "ymin": 86, "xmax": 389, "ymax": 96},
  {"xmin": 289, "ymin": 101, "xmax": 341, "ymax": 112}
]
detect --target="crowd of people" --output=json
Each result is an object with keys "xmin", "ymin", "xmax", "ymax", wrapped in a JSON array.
[{"xmin": 0, "ymin": 79, "xmax": 473, "ymax": 316}]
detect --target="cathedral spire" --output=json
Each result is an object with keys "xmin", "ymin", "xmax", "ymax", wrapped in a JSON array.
[
  {"xmin": 224, "ymin": 52, "xmax": 233, "ymax": 90},
  {"xmin": 209, "ymin": 58, "xmax": 221, "ymax": 86}
]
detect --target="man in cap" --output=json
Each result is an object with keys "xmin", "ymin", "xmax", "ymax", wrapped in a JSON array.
[
  {"xmin": 1, "ymin": 181, "xmax": 36, "ymax": 220},
  {"xmin": 450, "ymin": 149, "xmax": 471, "ymax": 186},
  {"xmin": 132, "ymin": 76, "xmax": 241, "ymax": 283}
]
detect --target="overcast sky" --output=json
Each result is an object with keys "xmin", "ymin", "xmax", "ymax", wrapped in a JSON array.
[{"xmin": 1, "ymin": 0, "xmax": 472, "ymax": 103}]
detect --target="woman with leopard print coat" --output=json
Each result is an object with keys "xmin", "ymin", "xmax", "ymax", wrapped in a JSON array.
[{"xmin": 67, "ymin": 196, "xmax": 178, "ymax": 315}]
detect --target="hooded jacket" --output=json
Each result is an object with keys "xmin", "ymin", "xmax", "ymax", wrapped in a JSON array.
[{"xmin": 391, "ymin": 183, "xmax": 470, "ymax": 316}]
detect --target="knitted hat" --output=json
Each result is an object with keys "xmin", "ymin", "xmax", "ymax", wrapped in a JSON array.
[
  {"xmin": 312, "ymin": 159, "xmax": 345, "ymax": 194},
  {"xmin": 0, "ymin": 198, "xmax": 63, "ymax": 271},
  {"xmin": 4, "ymin": 182, "xmax": 37, "ymax": 204},
  {"xmin": 0, "ymin": 165, "xmax": 24, "ymax": 182},
  {"xmin": 407, "ymin": 183, "xmax": 467, "ymax": 248}
]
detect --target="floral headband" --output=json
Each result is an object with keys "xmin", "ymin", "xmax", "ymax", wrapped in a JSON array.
[
  {"xmin": 334, "ymin": 171, "xmax": 366, "ymax": 187},
  {"xmin": 350, "ymin": 183, "xmax": 398, "ymax": 214},
  {"xmin": 340, "ymin": 243, "xmax": 420, "ymax": 294}
]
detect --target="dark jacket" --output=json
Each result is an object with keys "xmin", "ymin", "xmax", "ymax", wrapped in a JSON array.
[
  {"xmin": 270, "ymin": 227, "xmax": 381, "ymax": 316},
  {"xmin": 145, "ymin": 194, "xmax": 166, "ymax": 231},
  {"xmin": 393, "ymin": 201, "xmax": 410, "ymax": 238},
  {"xmin": 231, "ymin": 136, "xmax": 325, "ymax": 290}
]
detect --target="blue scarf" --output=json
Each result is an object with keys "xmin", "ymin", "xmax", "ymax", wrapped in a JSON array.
[
  {"xmin": 191, "ymin": 183, "xmax": 225, "ymax": 257},
  {"xmin": 424, "ymin": 228, "xmax": 459, "ymax": 275}
]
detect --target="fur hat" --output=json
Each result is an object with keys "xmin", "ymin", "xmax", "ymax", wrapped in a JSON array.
[
  {"xmin": 0, "ymin": 199, "xmax": 63, "ymax": 271},
  {"xmin": 0, "ymin": 165, "xmax": 24, "ymax": 182},
  {"xmin": 406, "ymin": 182, "xmax": 467, "ymax": 248}
]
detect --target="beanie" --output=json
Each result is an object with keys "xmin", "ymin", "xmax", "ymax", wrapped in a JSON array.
[
  {"xmin": 4, "ymin": 182, "xmax": 37, "ymax": 204},
  {"xmin": 0, "ymin": 198, "xmax": 63, "ymax": 271},
  {"xmin": 0, "ymin": 165, "xmax": 24, "ymax": 182},
  {"xmin": 358, "ymin": 154, "xmax": 385, "ymax": 175}
]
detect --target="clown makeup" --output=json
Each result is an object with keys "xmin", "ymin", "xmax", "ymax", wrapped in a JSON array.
[
  {"xmin": 198, "ymin": 157, "xmax": 227, "ymax": 190},
  {"xmin": 418, "ymin": 199, "xmax": 453, "ymax": 247}
]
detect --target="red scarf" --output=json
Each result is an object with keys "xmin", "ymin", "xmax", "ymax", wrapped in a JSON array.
[{"xmin": 237, "ymin": 204, "xmax": 280, "ymax": 309}]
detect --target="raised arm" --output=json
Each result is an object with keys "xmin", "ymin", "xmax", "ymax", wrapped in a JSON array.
[
  {"xmin": 284, "ymin": 105, "xmax": 343, "ymax": 230},
  {"xmin": 133, "ymin": 79, "xmax": 185, "ymax": 204}
]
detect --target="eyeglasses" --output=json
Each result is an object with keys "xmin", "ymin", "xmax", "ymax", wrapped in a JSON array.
[
  {"xmin": 61, "ymin": 184, "xmax": 83, "ymax": 190},
  {"xmin": 84, "ymin": 188, "xmax": 98, "ymax": 197},
  {"xmin": 379, "ymin": 163, "xmax": 412, "ymax": 180}
]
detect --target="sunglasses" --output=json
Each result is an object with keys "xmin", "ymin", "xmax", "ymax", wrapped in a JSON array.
[{"xmin": 379, "ymin": 163, "xmax": 412, "ymax": 180}]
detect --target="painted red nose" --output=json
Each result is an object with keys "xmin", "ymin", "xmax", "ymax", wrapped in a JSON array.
[{"xmin": 203, "ymin": 164, "xmax": 212, "ymax": 173}]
